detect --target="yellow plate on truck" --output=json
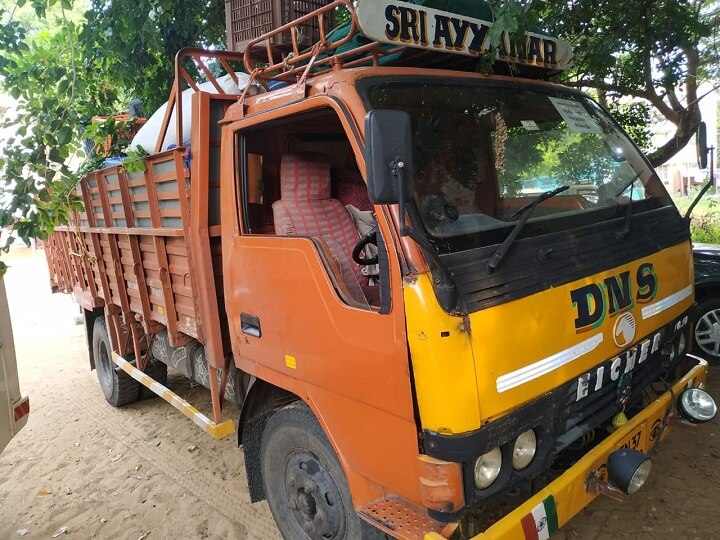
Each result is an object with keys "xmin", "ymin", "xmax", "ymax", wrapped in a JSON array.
[{"xmin": 616, "ymin": 421, "xmax": 646, "ymax": 452}]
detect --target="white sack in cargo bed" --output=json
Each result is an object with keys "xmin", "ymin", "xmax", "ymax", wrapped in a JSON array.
[{"xmin": 130, "ymin": 72, "xmax": 259, "ymax": 153}]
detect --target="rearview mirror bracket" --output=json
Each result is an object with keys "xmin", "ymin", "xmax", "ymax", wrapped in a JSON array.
[{"xmin": 685, "ymin": 125, "xmax": 715, "ymax": 219}]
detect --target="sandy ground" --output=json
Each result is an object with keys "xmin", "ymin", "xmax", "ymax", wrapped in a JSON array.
[{"xmin": 0, "ymin": 247, "xmax": 718, "ymax": 540}]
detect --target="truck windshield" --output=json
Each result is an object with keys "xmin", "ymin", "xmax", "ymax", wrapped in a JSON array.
[{"xmin": 362, "ymin": 79, "xmax": 674, "ymax": 253}]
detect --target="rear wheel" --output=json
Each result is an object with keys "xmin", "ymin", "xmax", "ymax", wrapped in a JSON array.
[
  {"xmin": 93, "ymin": 317, "xmax": 140, "ymax": 407},
  {"xmin": 693, "ymin": 297, "xmax": 720, "ymax": 364},
  {"xmin": 260, "ymin": 402, "xmax": 365, "ymax": 540}
]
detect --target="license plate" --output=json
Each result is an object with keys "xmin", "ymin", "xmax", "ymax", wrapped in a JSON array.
[{"xmin": 615, "ymin": 421, "xmax": 647, "ymax": 452}]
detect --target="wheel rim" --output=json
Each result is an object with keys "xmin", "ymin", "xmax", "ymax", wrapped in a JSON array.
[
  {"xmin": 283, "ymin": 449, "xmax": 346, "ymax": 539},
  {"xmin": 695, "ymin": 308, "xmax": 720, "ymax": 357},
  {"xmin": 97, "ymin": 340, "xmax": 114, "ymax": 388}
]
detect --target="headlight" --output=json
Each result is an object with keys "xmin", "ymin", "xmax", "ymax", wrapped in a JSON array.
[
  {"xmin": 607, "ymin": 448, "xmax": 652, "ymax": 494},
  {"xmin": 512, "ymin": 429, "xmax": 537, "ymax": 470},
  {"xmin": 474, "ymin": 448, "xmax": 502, "ymax": 489},
  {"xmin": 678, "ymin": 388, "xmax": 717, "ymax": 423}
]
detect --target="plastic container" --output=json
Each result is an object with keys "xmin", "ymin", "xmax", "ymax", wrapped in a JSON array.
[{"xmin": 225, "ymin": 0, "xmax": 335, "ymax": 52}]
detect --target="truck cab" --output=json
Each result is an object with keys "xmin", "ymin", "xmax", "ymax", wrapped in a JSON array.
[{"xmin": 219, "ymin": 60, "xmax": 706, "ymax": 536}]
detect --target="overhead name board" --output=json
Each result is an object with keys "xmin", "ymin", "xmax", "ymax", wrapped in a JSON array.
[{"xmin": 355, "ymin": 0, "xmax": 573, "ymax": 71}]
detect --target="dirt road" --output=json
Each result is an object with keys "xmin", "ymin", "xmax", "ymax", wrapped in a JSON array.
[{"xmin": 0, "ymin": 248, "xmax": 718, "ymax": 539}]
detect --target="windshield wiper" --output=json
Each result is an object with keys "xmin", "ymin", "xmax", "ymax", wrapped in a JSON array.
[
  {"xmin": 485, "ymin": 185, "xmax": 570, "ymax": 274},
  {"xmin": 614, "ymin": 170, "xmax": 643, "ymax": 197},
  {"xmin": 615, "ymin": 171, "xmax": 643, "ymax": 240}
]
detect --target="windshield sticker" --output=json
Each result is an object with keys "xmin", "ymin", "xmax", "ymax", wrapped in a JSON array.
[
  {"xmin": 521, "ymin": 120, "xmax": 540, "ymax": 131},
  {"xmin": 549, "ymin": 97, "xmax": 603, "ymax": 134}
]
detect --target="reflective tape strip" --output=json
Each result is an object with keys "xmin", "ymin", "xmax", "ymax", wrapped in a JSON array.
[
  {"xmin": 111, "ymin": 353, "xmax": 235, "ymax": 440},
  {"xmin": 496, "ymin": 334, "xmax": 603, "ymax": 393},
  {"xmin": 641, "ymin": 285, "xmax": 693, "ymax": 320}
]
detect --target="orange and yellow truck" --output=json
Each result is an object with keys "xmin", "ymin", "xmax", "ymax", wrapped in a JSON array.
[{"xmin": 44, "ymin": 1, "xmax": 717, "ymax": 538}]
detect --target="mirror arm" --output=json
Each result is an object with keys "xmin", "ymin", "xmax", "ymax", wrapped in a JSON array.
[
  {"xmin": 395, "ymin": 159, "xmax": 409, "ymax": 237},
  {"xmin": 391, "ymin": 157, "xmax": 458, "ymax": 311},
  {"xmin": 685, "ymin": 145, "xmax": 715, "ymax": 219}
]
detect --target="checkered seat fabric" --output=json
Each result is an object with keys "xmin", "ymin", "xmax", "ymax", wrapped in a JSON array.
[{"xmin": 272, "ymin": 153, "xmax": 366, "ymax": 293}]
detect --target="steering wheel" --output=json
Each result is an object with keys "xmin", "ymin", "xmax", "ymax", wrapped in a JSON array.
[{"xmin": 352, "ymin": 228, "xmax": 378, "ymax": 265}]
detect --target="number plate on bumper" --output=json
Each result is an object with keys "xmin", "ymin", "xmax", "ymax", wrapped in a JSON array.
[{"xmin": 615, "ymin": 422, "xmax": 647, "ymax": 452}]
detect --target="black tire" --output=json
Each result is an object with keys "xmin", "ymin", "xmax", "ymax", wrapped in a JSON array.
[
  {"xmin": 93, "ymin": 317, "xmax": 140, "ymax": 407},
  {"xmin": 693, "ymin": 297, "xmax": 720, "ymax": 364},
  {"xmin": 261, "ymin": 402, "xmax": 368, "ymax": 540},
  {"xmin": 139, "ymin": 359, "xmax": 168, "ymax": 400}
]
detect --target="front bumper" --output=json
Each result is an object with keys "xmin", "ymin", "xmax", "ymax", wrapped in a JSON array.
[{"xmin": 424, "ymin": 354, "xmax": 710, "ymax": 540}]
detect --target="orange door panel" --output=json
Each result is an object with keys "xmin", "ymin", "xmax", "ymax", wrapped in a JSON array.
[{"xmin": 224, "ymin": 234, "xmax": 422, "ymax": 506}]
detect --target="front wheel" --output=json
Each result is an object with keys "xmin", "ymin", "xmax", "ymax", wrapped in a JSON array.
[
  {"xmin": 261, "ymin": 402, "xmax": 366, "ymax": 540},
  {"xmin": 693, "ymin": 297, "xmax": 720, "ymax": 364}
]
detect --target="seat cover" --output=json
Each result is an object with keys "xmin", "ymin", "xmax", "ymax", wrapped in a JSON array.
[{"xmin": 272, "ymin": 153, "xmax": 365, "ymax": 290}]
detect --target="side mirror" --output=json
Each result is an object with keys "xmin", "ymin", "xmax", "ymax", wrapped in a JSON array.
[
  {"xmin": 365, "ymin": 110, "xmax": 414, "ymax": 204},
  {"xmin": 697, "ymin": 122, "xmax": 709, "ymax": 170}
]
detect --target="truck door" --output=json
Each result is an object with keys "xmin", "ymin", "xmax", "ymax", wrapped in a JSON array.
[{"xmin": 221, "ymin": 103, "xmax": 423, "ymax": 505}]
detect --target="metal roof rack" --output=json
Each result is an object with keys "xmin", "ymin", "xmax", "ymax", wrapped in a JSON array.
[{"xmin": 241, "ymin": 0, "xmax": 573, "ymax": 85}]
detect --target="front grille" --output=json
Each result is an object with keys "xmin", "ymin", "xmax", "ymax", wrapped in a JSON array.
[
  {"xmin": 553, "ymin": 330, "xmax": 678, "ymax": 451},
  {"xmin": 423, "ymin": 312, "xmax": 690, "ymax": 507}
]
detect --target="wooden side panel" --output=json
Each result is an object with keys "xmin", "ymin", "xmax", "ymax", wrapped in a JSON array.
[
  {"xmin": 45, "ymin": 92, "xmax": 233, "ymax": 383},
  {"xmin": 46, "ymin": 149, "xmax": 202, "ymax": 343}
]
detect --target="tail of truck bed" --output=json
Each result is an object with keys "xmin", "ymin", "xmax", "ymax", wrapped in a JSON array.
[{"xmin": 45, "ymin": 49, "xmax": 246, "ymax": 432}]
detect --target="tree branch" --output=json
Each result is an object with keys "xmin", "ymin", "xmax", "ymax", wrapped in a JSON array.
[
  {"xmin": 681, "ymin": 45, "xmax": 700, "ymax": 104},
  {"xmin": 565, "ymin": 78, "xmax": 679, "ymax": 123},
  {"xmin": 663, "ymin": 83, "xmax": 685, "ymax": 114},
  {"xmin": 647, "ymin": 123, "xmax": 697, "ymax": 167},
  {"xmin": 641, "ymin": 53, "xmax": 680, "ymax": 122},
  {"xmin": 690, "ymin": 83, "xmax": 720, "ymax": 108}
]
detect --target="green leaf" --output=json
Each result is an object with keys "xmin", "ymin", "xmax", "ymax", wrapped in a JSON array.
[
  {"xmin": 57, "ymin": 126, "xmax": 73, "ymax": 145},
  {"xmin": 57, "ymin": 79, "xmax": 70, "ymax": 95}
]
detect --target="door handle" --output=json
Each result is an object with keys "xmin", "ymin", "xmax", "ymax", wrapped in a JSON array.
[{"xmin": 240, "ymin": 313, "xmax": 261, "ymax": 338}]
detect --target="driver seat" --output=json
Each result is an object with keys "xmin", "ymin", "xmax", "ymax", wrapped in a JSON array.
[{"xmin": 272, "ymin": 152, "xmax": 368, "ymax": 301}]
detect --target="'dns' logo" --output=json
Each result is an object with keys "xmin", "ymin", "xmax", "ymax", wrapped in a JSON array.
[{"xmin": 570, "ymin": 263, "xmax": 658, "ymax": 333}]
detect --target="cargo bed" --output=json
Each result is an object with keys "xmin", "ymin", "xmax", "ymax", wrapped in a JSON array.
[{"xmin": 45, "ymin": 50, "xmax": 246, "ymax": 431}]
